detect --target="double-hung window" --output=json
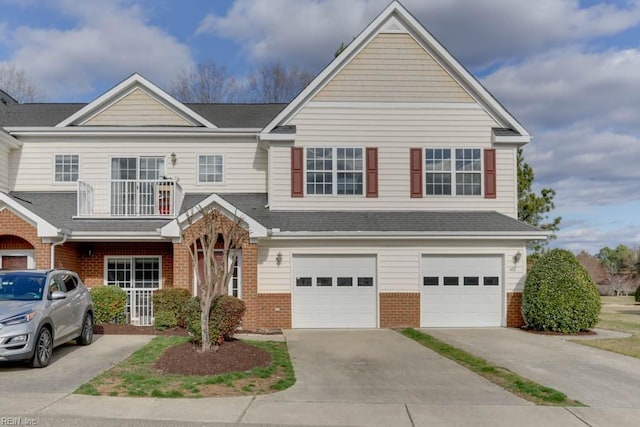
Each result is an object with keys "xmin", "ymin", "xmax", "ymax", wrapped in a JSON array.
[
  {"xmin": 425, "ymin": 148, "xmax": 481, "ymax": 196},
  {"xmin": 306, "ymin": 147, "xmax": 364, "ymax": 196},
  {"xmin": 105, "ymin": 257, "xmax": 161, "ymax": 289},
  {"xmin": 54, "ymin": 154, "xmax": 79, "ymax": 182},
  {"xmin": 198, "ymin": 155, "xmax": 224, "ymax": 183}
]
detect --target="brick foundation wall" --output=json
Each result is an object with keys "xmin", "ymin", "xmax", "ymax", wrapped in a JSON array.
[
  {"xmin": 506, "ymin": 292, "xmax": 524, "ymax": 327},
  {"xmin": 380, "ymin": 292, "xmax": 420, "ymax": 328},
  {"xmin": 78, "ymin": 242, "xmax": 173, "ymax": 288},
  {"xmin": 0, "ymin": 209, "xmax": 50, "ymax": 268}
]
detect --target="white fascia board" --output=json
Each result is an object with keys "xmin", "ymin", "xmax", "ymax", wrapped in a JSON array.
[
  {"xmin": 7, "ymin": 127, "xmax": 260, "ymax": 138},
  {"xmin": 0, "ymin": 193, "xmax": 59, "ymax": 237},
  {"xmin": 67, "ymin": 231, "xmax": 165, "ymax": 241},
  {"xmin": 258, "ymin": 133, "xmax": 296, "ymax": 142},
  {"xmin": 161, "ymin": 194, "xmax": 268, "ymax": 239},
  {"xmin": 262, "ymin": 1, "xmax": 530, "ymax": 138},
  {"xmin": 269, "ymin": 230, "xmax": 549, "ymax": 241},
  {"xmin": 493, "ymin": 135, "xmax": 531, "ymax": 145},
  {"xmin": 305, "ymin": 101, "xmax": 483, "ymax": 110},
  {"xmin": 55, "ymin": 73, "xmax": 218, "ymax": 128},
  {"xmin": 0, "ymin": 128, "xmax": 22, "ymax": 149}
]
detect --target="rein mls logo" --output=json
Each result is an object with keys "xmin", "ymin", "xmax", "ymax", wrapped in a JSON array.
[{"xmin": 0, "ymin": 418, "xmax": 37, "ymax": 426}]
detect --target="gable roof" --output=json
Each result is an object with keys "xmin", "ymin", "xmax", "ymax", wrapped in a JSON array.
[
  {"xmin": 261, "ymin": 0, "xmax": 529, "ymax": 140},
  {"xmin": 55, "ymin": 73, "xmax": 218, "ymax": 128}
]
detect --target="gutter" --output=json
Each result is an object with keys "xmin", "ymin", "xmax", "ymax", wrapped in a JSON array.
[{"xmin": 50, "ymin": 229, "xmax": 70, "ymax": 269}]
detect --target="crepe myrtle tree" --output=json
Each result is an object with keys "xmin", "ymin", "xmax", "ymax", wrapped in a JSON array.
[{"xmin": 181, "ymin": 205, "xmax": 247, "ymax": 352}]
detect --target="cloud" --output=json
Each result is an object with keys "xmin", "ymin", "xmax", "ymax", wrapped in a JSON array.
[
  {"xmin": 196, "ymin": 0, "xmax": 640, "ymax": 70},
  {"xmin": 553, "ymin": 222, "xmax": 640, "ymax": 254},
  {"xmin": 4, "ymin": 0, "xmax": 194, "ymax": 100}
]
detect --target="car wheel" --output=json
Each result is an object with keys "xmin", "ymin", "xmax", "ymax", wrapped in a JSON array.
[
  {"xmin": 31, "ymin": 327, "xmax": 53, "ymax": 368},
  {"xmin": 76, "ymin": 313, "xmax": 93, "ymax": 346}
]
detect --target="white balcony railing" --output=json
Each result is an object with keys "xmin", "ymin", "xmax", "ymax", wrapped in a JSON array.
[{"xmin": 77, "ymin": 179, "xmax": 183, "ymax": 218}]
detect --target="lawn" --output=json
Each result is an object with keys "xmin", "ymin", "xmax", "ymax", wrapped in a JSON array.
[
  {"xmin": 572, "ymin": 296, "xmax": 640, "ymax": 359},
  {"xmin": 75, "ymin": 336, "xmax": 295, "ymax": 398}
]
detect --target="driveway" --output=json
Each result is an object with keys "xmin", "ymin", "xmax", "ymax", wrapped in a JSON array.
[
  {"xmin": 424, "ymin": 328, "xmax": 640, "ymax": 409},
  {"xmin": 0, "ymin": 334, "xmax": 152, "ymax": 413}
]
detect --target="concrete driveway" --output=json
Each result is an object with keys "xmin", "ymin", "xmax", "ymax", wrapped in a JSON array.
[
  {"xmin": 425, "ymin": 328, "xmax": 640, "ymax": 409},
  {"xmin": 0, "ymin": 334, "xmax": 152, "ymax": 413}
]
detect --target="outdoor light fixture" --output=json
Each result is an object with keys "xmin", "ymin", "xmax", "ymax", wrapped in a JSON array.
[
  {"xmin": 170, "ymin": 152, "xmax": 177, "ymax": 166},
  {"xmin": 275, "ymin": 252, "xmax": 283, "ymax": 266},
  {"xmin": 513, "ymin": 251, "xmax": 522, "ymax": 264}
]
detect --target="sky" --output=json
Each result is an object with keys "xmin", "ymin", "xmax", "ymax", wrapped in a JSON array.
[{"xmin": 0, "ymin": 0, "xmax": 639, "ymax": 254}]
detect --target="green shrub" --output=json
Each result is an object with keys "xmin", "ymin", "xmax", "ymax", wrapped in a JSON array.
[
  {"xmin": 152, "ymin": 288, "xmax": 192, "ymax": 330},
  {"xmin": 522, "ymin": 249, "xmax": 601, "ymax": 333},
  {"xmin": 91, "ymin": 285, "xmax": 127, "ymax": 324},
  {"xmin": 635, "ymin": 285, "xmax": 640, "ymax": 303},
  {"xmin": 185, "ymin": 295, "xmax": 246, "ymax": 345}
]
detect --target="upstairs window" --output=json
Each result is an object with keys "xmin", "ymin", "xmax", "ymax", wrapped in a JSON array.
[
  {"xmin": 54, "ymin": 154, "xmax": 79, "ymax": 182},
  {"xmin": 306, "ymin": 147, "xmax": 364, "ymax": 196},
  {"xmin": 198, "ymin": 155, "xmax": 224, "ymax": 183},
  {"xmin": 425, "ymin": 148, "xmax": 481, "ymax": 196}
]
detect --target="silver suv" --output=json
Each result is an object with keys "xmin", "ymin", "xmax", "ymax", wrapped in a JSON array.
[{"xmin": 0, "ymin": 269, "xmax": 93, "ymax": 368}]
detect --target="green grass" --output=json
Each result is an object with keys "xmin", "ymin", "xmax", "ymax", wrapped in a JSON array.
[
  {"xmin": 571, "ymin": 302, "xmax": 640, "ymax": 358},
  {"xmin": 600, "ymin": 296, "xmax": 637, "ymax": 305},
  {"xmin": 400, "ymin": 328, "xmax": 583, "ymax": 406},
  {"xmin": 75, "ymin": 336, "xmax": 295, "ymax": 398}
]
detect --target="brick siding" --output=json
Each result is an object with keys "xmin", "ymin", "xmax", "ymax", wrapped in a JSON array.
[
  {"xmin": 0, "ymin": 209, "xmax": 50, "ymax": 268},
  {"xmin": 506, "ymin": 292, "xmax": 524, "ymax": 327},
  {"xmin": 379, "ymin": 292, "xmax": 420, "ymax": 327}
]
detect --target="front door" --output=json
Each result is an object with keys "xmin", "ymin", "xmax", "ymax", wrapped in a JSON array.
[{"xmin": 111, "ymin": 157, "xmax": 164, "ymax": 215}]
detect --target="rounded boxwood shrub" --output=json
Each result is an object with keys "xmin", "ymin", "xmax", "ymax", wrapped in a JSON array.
[
  {"xmin": 91, "ymin": 285, "xmax": 127, "ymax": 324},
  {"xmin": 185, "ymin": 295, "xmax": 246, "ymax": 345},
  {"xmin": 635, "ymin": 285, "xmax": 640, "ymax": 303},
  {"xmin": 152, "ymin": 288, "xmax": 192, "ymax": 330},
  {"xmin": 522, "ymin": 249, "xmax": 601, "ymax": 333}
]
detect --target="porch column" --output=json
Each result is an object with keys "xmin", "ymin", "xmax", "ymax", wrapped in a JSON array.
[{"xmin": 172, "ymin": 242, "xmax": 192, "ymax": 292}]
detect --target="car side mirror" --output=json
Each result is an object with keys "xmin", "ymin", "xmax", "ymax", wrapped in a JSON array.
[{"xmin": 50, "ymin": 290, "xmax": 67, "ymax": 300}]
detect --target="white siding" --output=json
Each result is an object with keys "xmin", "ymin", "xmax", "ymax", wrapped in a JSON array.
[
  {"xmin": 0, "ymin": 144, "xmax": 9, "ymax": 192},
  {"xmin": 8, "ymin": 137, "xmax": 267, "ymax": 193},
  {"xmin": 257, "ymin": 239, "xmax": 526, "ymax": 294},
  {"xmin": 314, "ymin": 33, "xmax": 473, "ymax": 103},
  {"xmin": 82, "ymin": 88, "xmax": 192, "ymax": 126},
  {"xmin": 270, "ymin": 105, "xmax": 516, "ymax": 216}
]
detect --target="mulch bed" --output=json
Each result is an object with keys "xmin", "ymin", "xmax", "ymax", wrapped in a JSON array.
[
  {"xmin": 520, "ymin": 327, "xmax": 596, "ymax": 336},
  {"xmin": 93, "ymin": 324, "xmax": 189, "ymax": 336},
  {"xmin": 153, "ymin": 339, "xmax": 272, "ymax": 376}
]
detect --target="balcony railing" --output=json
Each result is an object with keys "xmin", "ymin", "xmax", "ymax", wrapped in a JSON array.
[{"xmin": 77, "ymin": 179, "xmax": 183, "ymax": 218}]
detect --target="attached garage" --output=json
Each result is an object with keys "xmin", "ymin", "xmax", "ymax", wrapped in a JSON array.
[
  {"xmin": 421, "ymin": 255, "xmax": 503, "ymax": 327},
  {"xmin": 292, "ymin": 254, "xmax": 377, "ymax": 328}
]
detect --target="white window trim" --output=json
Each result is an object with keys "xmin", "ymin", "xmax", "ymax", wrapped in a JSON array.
[
  {"xmin": 52, "ymin": 153, "xmax": 80, "ymax": 185},
  {"xmin": 304, "ymin": 146, "xmax": 366, "ymax": 197},
  {"xmin": 196, "ymin": 154, "xmax": 225, "ymax": 185},
  {"xmin": 0, "ymin": 250, "xmax": 35, "ymax": 269},
  {"xmin": 108, "ymin": 155, "xmax": 167, "ymax": 180},
  {"xmin": 424, "ymin": 147, "xmax": 483, "ymax": 197},
  {"xmin": 103, "ymin": 255, "xmax": 162, "ymax": 289}
]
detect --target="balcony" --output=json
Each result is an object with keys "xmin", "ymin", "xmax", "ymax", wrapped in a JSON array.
[{"xmin": 77, "ymin": 179, "xmax": 183, "ymax": 218}]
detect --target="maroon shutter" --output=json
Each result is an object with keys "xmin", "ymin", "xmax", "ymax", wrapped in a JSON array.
[
  {"xmin": 366, "ymin": 148, "xmax": 378, "ymax": 198},
  {"xmin": 291, "ymin": 147, "xmax": 304, "ymax": 197},
  {"xmin": 484, "ymin": 148, "xmax": 496, "ymax": 199},
  {"xmin": 410, "ymin": 148, "xmax": 423, "ymax": 198}
]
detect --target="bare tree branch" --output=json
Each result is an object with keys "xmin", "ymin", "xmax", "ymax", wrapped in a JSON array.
[
  {"xmin": 169, "ymin": 61, "xmax": 239, "ymax": 103},
  {"xmin": 0, "ymin": 63, "xmax": 42, "ymax": 103}
]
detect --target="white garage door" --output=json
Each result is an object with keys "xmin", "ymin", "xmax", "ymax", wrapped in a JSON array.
[
  {"xmin": 293, "ymin": 255, "xmax": 377, "ymax": 328},
  {"xmin": 421, "ymin": 255, "xmax": 503, "ymax": 327}
]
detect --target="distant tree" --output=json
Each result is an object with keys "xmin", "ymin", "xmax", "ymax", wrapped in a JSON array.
[
  {"xmin": 576, "ymin": 250, "xmax": 609, "ymax": 295},
  {"xmin": 246, "ymin": 62, "xmax": 314, "ymax": 103},
  {"xmin": 596, "ymin": 245, "xmax": 639, "ymax": 296},
  {"xmin": 517, "ymin": 148, "xmax": 561, "ymax": 253},
  {"xmin": 0, "ymin": 63, "xmax": 42, "ymax": 103},
  {"xmin": 169, "ymin": 61, "xmax": 239, "ymax": 103}
]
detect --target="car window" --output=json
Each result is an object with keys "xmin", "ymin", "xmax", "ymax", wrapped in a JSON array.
[
  {"xmin": 0, "ymin": 274, "xmax": 46, "ymax": 301},
  {"xmin": 61, "ymin": 274, "xmax": 78, "ymax": 292},
  {"xmin": 49, "ymin": 277, "xmax": 63, "ymax": 294}
]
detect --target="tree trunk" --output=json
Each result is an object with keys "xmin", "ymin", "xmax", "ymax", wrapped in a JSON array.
[{"xmin": 200, "ymin": 297, "xmax": 212, "ymax": 352}]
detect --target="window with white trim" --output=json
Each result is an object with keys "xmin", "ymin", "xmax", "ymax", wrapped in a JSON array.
[
  {"xmin": 306, "ymin": 147, "xmax": 364, "ymax": 195},
  {"xmin": 198, "ymin": 155, "xmax": 224, "ymax": 183},
  {"xmin": 105, "ymin": 257, "xmax": 161, "ymax": 289},
  {"xmin": 54, "ymin": 154, "xmax": 79, "ymax": 182},
  {"xmin": 425, "ymin": 148, "xmax": 481, "ymax": 196}
]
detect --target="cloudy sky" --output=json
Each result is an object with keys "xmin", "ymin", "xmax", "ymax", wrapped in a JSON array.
[{"xmin": 1, "ymin": 0, "xmax": 639, "ymax": 254}]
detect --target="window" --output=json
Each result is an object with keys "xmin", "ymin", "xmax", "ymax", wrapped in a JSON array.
[
  {"xmin": 484, "ymin": 276, "xmax": 500, "ymax": 286},
  {"xmin": 425, "ymin": 148, "xmax": 481, "ymax": 196},
  {"xmin": 106, "ymin": 257, "xmax": 160, "ymax": 289},
  {"xmin": 337, "ymin": 277, "xmax": 353, "ymax": 287},
  {"xmin": 54, "ymin": 155, "xmax": 79, "ymax": 182},
  {"xmin": 296, "ymin": 277, "xmax": 312, "ymax": 287},
  {"xmin": 357, "ymin": 277, "xmax": 374, "ymax": 287},
  {"xmin": 443, "ymin": 276, "xmax": 459, "ymax": 286},
  {"xmin": 306, "ymin": 147, "xmax": 364, "ymax": 195},
  {"xmin": 317, "ymin": 277, "xmax": 333, "ymax": 287},
  {"xmin": 463, "ymin": 276, "xmax": 479, "ymax": 286},
  {"xmin": 423, "ymin": 276, "xmax": 439, "ymax": 286},
  {"xmin": 198, "ymin": 155, "xmax": 224, "ymax": 183}
]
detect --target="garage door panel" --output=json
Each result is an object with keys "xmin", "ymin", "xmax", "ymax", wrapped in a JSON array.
[
  {"xmin": 421, "ymin": 255, "xmax": 503, "ymax": 327},
  {"xmin": 293, "ymin": 255, "xmax": 376, "ymax": 328}
]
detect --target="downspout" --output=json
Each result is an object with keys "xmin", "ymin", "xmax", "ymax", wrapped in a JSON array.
[{"xmin": 50, "ymin": 230, "xmax": 69, "ymax": 269}]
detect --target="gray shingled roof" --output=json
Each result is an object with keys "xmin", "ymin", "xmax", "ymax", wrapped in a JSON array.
[
  {"xmin": 492, "ymin": 128, "xmax": 521, "ymax": 137},
  {"xmin": 0, "ymin": 103, "xmax": 285, "ymax": 128},
  {"xmin": 8, "ymin": 191, "xmax": 542, "ymax": 235}
]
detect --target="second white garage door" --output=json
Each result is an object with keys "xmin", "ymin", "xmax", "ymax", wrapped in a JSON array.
[
  {"xmin": 292, "ymin": 254, "xmax": 377, "ymax": 328},
  {"xmin": 421, "ymin": 255, "xmax": 503, "ymax": 327}
]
